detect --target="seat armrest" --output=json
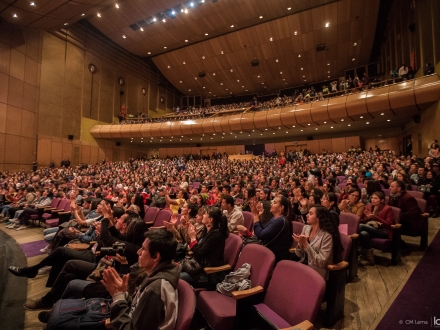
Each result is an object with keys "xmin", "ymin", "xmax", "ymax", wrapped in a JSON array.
[
  {"xmin": 280, "ymin": 320, "xmax": 314, "ymax": 330},
  {"xmin": 204, "ymin": 264, "xmax": 231, "ymax": 274},
  {"xmin": 105, "ymin": 318, "xmax": 112, "ymax": 329},
  {"xmin": 232, "ymin": 286, "xmax": 264, "ymax": 300},
  {"xmin": 350, "ymin": 233, "xmax": 359, "ymax": 239},
  {"xmin": 391, "ymin": 224, "xmax": 402, "ymax": 229},
  {"xmin": 289, "ymin": 247, "xmax": 296, "ymax": 253},
  {"xmin": 422, "ymin": 213, "xmax": 430, "ymax": 217},
  {"xmin": 58, "ymin": 211, "xmax": 71, "ymax": 215},
  {"xmin": 51, "ymin": 209, "xmax": 63, "ymax": 213},
  {"xmin": 90, "ymin": 241, "xmax": 97, "ymax": 246},
  {"xmin": 328, "ymin": 261, "xmax": 349, "ymax": 271},
  {"xmin": 145, "ymin": 221, "xmax": 154, "ymax": 226},
  {"xmin": 150, "ymin": 226, "xmax": 166, "ymax": 230}
]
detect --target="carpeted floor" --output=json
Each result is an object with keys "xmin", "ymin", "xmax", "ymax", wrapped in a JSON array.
[
  {"xmin": 20, "ymin": 240, "xmax": 47, "ymax": 258},
  {"xmin": 376, "ymin": 229, "xmax": 440, "ymax": 330},
  {"xmin": 0, "ymin": 230, "xmax": 28, "ymax": 330}
]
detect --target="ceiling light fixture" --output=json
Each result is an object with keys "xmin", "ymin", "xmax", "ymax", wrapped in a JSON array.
[
  {"xmin": 64, "ymin": 23, "xmax": 69, "ymax": 26},
  {"xmin": 269, "ymin": 37, "xmax": 273, "ymax": 41},
  {"xmin": 140, "ymin": 27, "xmax": 144, "ymax": 31},
  {"xmin": 352, "ymin": 58, "xmax": 355, "ymax": 61},
  {"xmin": 294, "ymin": 31, "xmax": 297, "ymax": 35},
  {"xmin": 185, "ymin": 39, "xmax": 188, "ymax": 42},
  {"xmin": 153, "ymin": 17, "xmax": 157, "ymax": 22},
  {"xmin": 287, "ymin": 7, "xmax": 291, "ymax": 10},
  {"xmin": 325, "ymin": 22, "xmax": 329, "ymax": 27},
  {"xmin": 230, "ymin": 25, "xmax": 234, "ymax": 28},
  {"xmin": 205, "ymin": 33, "xmax": 208, "ymax": 36},
  {"xmin": 30, "ymin": 1, "xmax": 35, "ymax": 6},
  {"xmin": 259, "ymin": 16, "xmax": 263, "ymax": 19},
  {"xmin": 366, "ymin": 122, "xmax": 370, "ymax": 124},
  {"xmin": 162, "ymin": 18, "xmax": 166, "ymax": 22},
  {"xmin": 164, "ymin": 46, "xmax": 167, "ymax": 49},
  {"xmin": 353, "ymin": 42, "xmax": 357, "ymax": 46},
  {"xmin": 115, "ymin": 3, "xmax": 119, "ymax": 9},
  {"xmin": 97, "ymin": 13, "xmax": 101, "ymax": 17},
  {"xmin": 298, "ymin": 54, "xmax": 301, "ymax": 57},
  {"xmin": 147, "ymin": 52, "xmax": 151, "ymax": 54},
  {"xmin": 122, "ymin": 35, "xmax": 126, "ymax": 38},
  {"xmin": 275, "ymin": 59, "xmax": 278, "ymax": 62},
  {"xmin": 81, "ymin": 13, "xmax": 85, "ymax": 16}
]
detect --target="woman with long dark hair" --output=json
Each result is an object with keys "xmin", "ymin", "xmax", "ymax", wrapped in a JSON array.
[
  {"xmin": 361, "ymin": 180, "xmax": 383, "ymax": 205},
  {"xmin": 320, "ymin": 192, "xmax": 340, "ymax": 226},
  {"xmin": 396, "ymin": 172, "xmax": 413, "ymax": 191},
  {"xmin": 181, "ymin": 207, "xmax": 229, "ymax": 287},
  {"xmin": 294, "ymin": 206, "xmax": 343, "ymax": 279},
  {"xmin": 251, "ymin": 196, "xmax": 293, "ymax": 263},
  {"xmin": 360, "ymin": 191, "xmax": 395, "ymax": 265}
]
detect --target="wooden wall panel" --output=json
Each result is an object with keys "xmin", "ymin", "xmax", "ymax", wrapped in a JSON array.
[
  {"xmin": 319, "ymin": 138, "xmax": 333, "ymax": 153},
  {"xmin": 307, "ymin": 140, "xmax": 320, "ymax": 154},
  {"xmin": 235, "ymin": 145, "xmax": 245, "ymax": 155},
  {"xmin": 225, "ymin": 145, "xmax": 236, "ymax": 155},
  {"xmin": 332, "ymin": 137, "xmax": 347, "ymax": 153},
  {"xmin": 217, "ymin": 146, "xmax": 226, "ymax": 154}
]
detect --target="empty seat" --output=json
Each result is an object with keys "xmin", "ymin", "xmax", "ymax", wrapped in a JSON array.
[
  {"xmin": 175, "ymin": 280, "xmax": 196, "ymax": 330},
  {"xmin": 339, "ymin": 213, "xmax": 360, "ymax": 282}
]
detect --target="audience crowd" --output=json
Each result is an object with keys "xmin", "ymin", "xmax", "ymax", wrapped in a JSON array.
[{"xmin": 1, "ymin": 146, "xmax": 437, "ymax": 329}]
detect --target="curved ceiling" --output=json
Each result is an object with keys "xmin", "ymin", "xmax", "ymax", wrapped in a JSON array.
[{"xmin": 0, "ymin": 0, "xmax": 381, "ymax": 98}]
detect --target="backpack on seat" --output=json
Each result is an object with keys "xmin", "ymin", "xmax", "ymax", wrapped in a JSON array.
[{"xmin": 47, "ymin": 298, "xmax": 110, "ymax": 330}]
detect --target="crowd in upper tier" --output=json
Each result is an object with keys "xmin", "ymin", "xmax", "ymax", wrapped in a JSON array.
[{"xmin": 1, "ymin": 144, "xmax": 438, "ymax": 329}]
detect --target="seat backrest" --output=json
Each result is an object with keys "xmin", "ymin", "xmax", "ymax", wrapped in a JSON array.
[
  {"xmin": 337, "ymin": 176, "xmax": 345, "ymax": 182},
  {"xmin": 358, "ymin": 183, "xmax": 364, "ymax": 189},
  {"xmin": 154, "ymin": 209, "xmax": 172, "ymax": 227},
  {"xmin": 235, "ymin": 244, "xmax": 275, "ymax": 290},
  {"xmin": 415, "ymin": 198, "xmax": 427, "ymax": 213},
  {"xmin": 340, "ymin": 233, "xmax": 352, "ymax": 262},
  {"xmin": 382, "ymin": 188, "xmax": 390, "ymax": 196},
  {"xmin": 411, "ymin": 185, "xmax": 418, "ymax": 191},
  {"xmin": 50, "ymin": 198, "xmax": 60, "ymax": 208},
  {"xmin": 242, "ymin": 211, "xmax": 254, "ymax": 231},
  {"xmin": 144, "ymin": 206, "xmax": 160, "ymax": 223},
  {"xmin": 224, "ymin": 234, "xmax": 243, "ymax": 269},
  {"xmin": 339, "ymin": 213, "xmax": 360, "ymax": 236},
  {"xmin": 56, "ymin": 199, "xmax": 69, "ymax": 211},
  {"xmin": 192, "ymin": 182, "xmax": 201, "ymax": 189},
  {"xmin": 407, "ymin": 190, "xmax": 423, "ymax": 199},
  {"xmin": 385, "ymin": 196, "xmax": 389, "ymax": 205},
  {"xmin": 292, "ymin": 221, "xmax": 305, "ymax": 235},
  {"xmin": 390, "ymin": 206, "xmax": 401, "ymax": 224},
  {"xmin": 263, "ymin": 261, "xmax": 326, "ymax": 327},
  {"xmin": 175, "ymin": 280, "xmax": 196, "ymax": 330}
]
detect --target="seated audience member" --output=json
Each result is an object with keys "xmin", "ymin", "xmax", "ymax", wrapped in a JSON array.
[
  {"xmin": 388, "ymin": 181, "xmax": 422, "ymax": 235},
  {"xmin": 221, "ymin": 194, "xmax": 244, "ymax": 232},
  {"xmin": 337, "ymin": 178, "xmax": 354, "ymax": 202},
  {"xmin": 6, "ymin": 186, "xmax": 37, "ymax": 219},
  {"xmin": 149, "ymin": 187, "xmax": 167, "ymax": 208},
  {"xmin": 252, "ymin": 196, "xmax": 293, "ymax": 263},
  {"xmin": 236, "ymin": 200, "xmax": 271, "ymax": 236},
  {"xmin": 360, "ymin": 191, "xmax": 395, "ymax": 265},
  {"xmin": 321, "ymin": 192, "xmax": 340, "ymax": 226},
  {"xmin": 396, "ymin": 172, "xmax": 413, "ymax": 191},
  {"xmin": 164, "ymin": 189, "xmax": 187, "ymax": 214},
  {"xmin": 418, "ymin": 170, "xmax": 439, "ymax": 217},
  {"xmin": 8, "ymin": 202, "xmax": 146, "ymax": 288},
  {"xmin": 294, "ymin": 206, "xmax": 343, "ymax": 279},
  {"xmin": 361, "ymin": 180, "xmax": 383, "ymax": 205},
  {"xmin": 164, "ymin": 202, "xmax": 200, "ymax": 244},
  {"xmin": 338, "ymin": 188, "xmax": 365, "ymax": 219},
  {"xmin": 180, "ymin": 207, "xmax": 229, "ymax": 288},
  {"xmin": 242, "ymin": 187, "xmax": 256, "ymax": 212},
  {"xmin": 39, "ymin": 230, "xmax": 179, "ymax": 330},
  {"xmin": 7, "ymin": 190, "xmax": 53, "ymax": 230}
]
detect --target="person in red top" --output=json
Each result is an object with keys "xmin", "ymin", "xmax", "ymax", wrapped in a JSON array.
[
  {"xmin": 279, "ymin": 156, "xmax": 286, "ymax": 167},
  {"xmin": 359, "ymin": 191, "xmax": 395, "ymax": 266}
]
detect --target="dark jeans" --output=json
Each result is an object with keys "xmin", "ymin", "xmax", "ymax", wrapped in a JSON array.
[
  {"xmin": 18, "ymin": 208, "xmax": 39, "ymax": 225},
  {"xmin": 359, "ymin": 224, "xmax": 388, "ymax": 249},
  {"xmin": 41, "ymin": 260, "xmax": 96, "ymax": 305},
  {"xmin": 29, "ymin": 247, "xmax": 96, "ymax": 287}
]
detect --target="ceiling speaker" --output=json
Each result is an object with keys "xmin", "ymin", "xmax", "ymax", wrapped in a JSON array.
[
  {"xmin": 198, "ymin": 71, "xmax": 206, "ymax": 78},
  {"xmin": 251, "ymin": 59, "xmax": 259, "ymax": 67},
  {"xmin": 409, "ymin": 23, "xmax": 416, "ymax": 32},
  {"xmin": 315, "ymin": 43, "xmax": 326, "ymax": 52}
]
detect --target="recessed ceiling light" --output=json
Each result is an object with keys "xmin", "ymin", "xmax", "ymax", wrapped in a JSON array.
[
  {"xmin": 380, "ymin": 113, "xmax": 384, "ymax": 115},
  {"xmin": 331, "ymin": 126, "xmax": 334, "ymax": 128},
  {"xmin": 122, "ymin": 35, "xmax": 126, "ymax": 38},
  {"xmin": 353, "ymin": 42, "xmax": 357, "ymax": 46},
  {"xmin": 327, "ymin": 63, "xmax": 330, "ymax": 66},
  {"xmin": 294, "ymin": 31, "xmax": 297, "ymax": 35},
  {"xmin": 213, "ymin": 73, "xmax": 216, "ymax": 76},
  {"xmin": 183, "ymin": 61, "xmax": 186, "ymax": 64},
  {"xmin": 257, "ymin": 75, "xmax": 260, "ymax": 78},
  {"xmin": 259, "ymin": 16, "xmax": 263, "ymax": 19},
  {"xmin": 387, "ymin": 119, "xmax": 391, "ymax": 121},
  {"xmin": 162, "ymin": 18, "xmax": 166, "ymax": 22},
  {"xmin": 171, "ymin": 10, "xmax": 176, "ymax": 15},
  {"xmin": 97, "ymin": 13, "xmax": 101, "ymax": 17},
  {"xmin": 341, "ymin": 119, "xmax": 344, "ymax": 121},
  {"xmin": 203, "ymin": 86, "xmax": 206, "ymax": 89},
  {"xmin": 301, "ymin": 67, "xmax": 303, "ymax": 70},
  {"xmin": 360, "ymin": 116, "xmax": 363, "ymax": 118},
  {"xmin": 185, "ymin": 39, "xmax": 188, "ymax": 42},
  {"xmin": 327, "ymin": 71, "xmax": 330, "ymax": 73},
  {"xmin": 325, "ymin": 22, "xmax": 329, "ymax": 27},
  {"xmin": 230, "ymin": 25, "xmax": 234, "ymax": 28},
  {"xmin": 147, "ymin": 52, "xmax": 151, "ymax": 54},
  {"xmin": 324, "ymin": 121, "xmax": 327, "ymax": 124},
  {"xmin": 115, "ymin": 3, "xmax": 119, "ymax": 9},
  {"xmin": 261, "ymin": 82, "xmax": 264, "ymax": 84},
  {"xmin": 30, "ymin": 2, "xmax": 35, "ymax": 6},
  {"xmin": 153, "ymin": 17, "xmax": 157, "ymax": 22},
  {"xmin": 352, "ymin": 58, "xmax": 355, "ymax": 61},
  {"xmin": 270, "ymin": 37, "xmax": 273, "ymax": 41},
  {"xmin": 242, "ymin": 85, "xmax": 244, "ymax": 88},
  {"xmin": 303, "ymin": 75, "xmax": 305, "ymax": 77},
  {"xmin": 226, "ymin": 88, "xmax": 228, "ymax": 90},
  {"xmin": 315, "ymin": 128, "xmax": 318, "ymax": 130},
  {"xmin": 190, "ymin": 2, "xmax": 194, "ymax": 7},
  {"xmin": 230, "ymin": 69, "xmax": 233, "ymax": 72},
  {"xmin": 81, "ymin": 13, "xmax": 85, "ymax": 16},
  {"xmin": 292, "ymin": 125, "xmax": 295, "ymax": 127},
  {"xmin": 301, "ymin": 129, "xmax": 303, "ymax": 131},
  {"xmin": 298, "ymin": 54, "xmax": 301, "ymax": 57},
  {"xmin": 202, "ymin": 56, "xmax": 205, "ymax": 59},
  {"xmin": 64, "ymin": 23, "xmax": 69, "ymax": 26},
  {"xmin": 282, "ymin": 78, "xmax": 285, "ymax": 81},
  {"xmin": 140, "ymin": 27, "xmax": 144, "ymax": 31},
  {"xmin": 188, "ymin": 89, "xmax": 191, "ymax": 91},
  {"xmin": 304, "ymin": 80, "xmax": 306, "ymax": 82},
  {"xmin": 237, "ymin": 79, "xmax": 239, "ymax": 82},
  {"xmin": 308, "ymin": 123, "xmax": 310, "ymax": 125},
  {"xmin": 287, "ymin": 7, "xmax": 291, "ymax": 10},
  {"xmin": 348, "ymin": 124, "xmax": 351, "ymax": 126},
  {"xmin": 194, "ymin": 77, "xmax": 197, "ymax": 80},
  {"xmin": 164, "ymin": 46, "xmax": 167, "ymax": 49},
  {"xmin": 265, "ymin": 128, "xmax": 268, "ymax": 130},
  {"xmin": 366, "ymin": 122, "xmax": 370, "ymax": 124},
  {"xmin": 220, "ymin": 83, "xmax": 223, "ymax": 85},
  {"xmin": 328, "ymin": 76, "xmax": 330, "ymax": 78},
  {"xmin": 205, "ymin": 33, "xmax": 208, "ymax": 36},
  {"xmin": 167, "ymin": 65, "xmax": 170, "ymax": 68}
]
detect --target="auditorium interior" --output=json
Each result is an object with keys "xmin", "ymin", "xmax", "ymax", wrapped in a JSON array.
[{"xmin": 1, "ymin": 0, "xmax": 440, "ymax": 329}]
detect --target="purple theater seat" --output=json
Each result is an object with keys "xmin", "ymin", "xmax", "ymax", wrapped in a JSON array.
[
  {"xmin": 153, "ymin": 209, "xmax": 172, "ymax": 227},
  {"xmin": 242, "ymin": 211, "xmax": 254, "ymax": 231},
  {"xmin": 175, "ymin": 280, "xmax": 196, "ymax": 330},
  {"xmin": 407, "ymin": 190, "xmax": 424, "ymax": 199},
  {"xmin": 197, "ymin": 244, "xmax": 275, "ymax": 330},
  {"xmin": 144, "ymin": 206, "xmax": 160, "ymax": 225},
  {"xmin": 254, "ymin": 261, "xmax": 326, "ymax": 329}
]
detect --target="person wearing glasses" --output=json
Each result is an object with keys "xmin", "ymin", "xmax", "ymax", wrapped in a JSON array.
[{"xmin": 339, "ymin": 188, "xmax": 365, "ymax": 218}]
